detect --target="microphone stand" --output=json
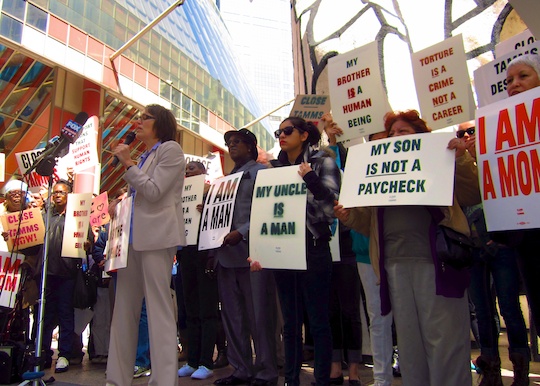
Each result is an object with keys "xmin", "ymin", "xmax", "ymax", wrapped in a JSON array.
[{"xmin": 19, "ymin": 161, "xmax": 56, "ymax": 386}]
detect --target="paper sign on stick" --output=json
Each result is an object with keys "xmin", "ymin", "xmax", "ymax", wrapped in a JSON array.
[
  {"xmin": 340, "ymin": 132, "xmax": 455, "ymax": 208},
  {"xmin": 495, "ymin": 29, "xmax": 536, "ymax": 57},
  {"xmin": 0, "ymin": 208, "xmax": 45, "ymax": 252},
  {"xmin": 71, "ymin": 116, "xmax": 99, "ymax": 173},
  {"xmin": 0, "ymin": 251, "xmax": 25, "ymax": 308},
  {"xmin": 15, "ymin": 149, "xmax": 61, "ymax": 193},
  {"xmin": 182, "ymin": 175, "xmax": 205, "ymax": 246},
  {"xmin": 198, "ymin": 172, "xmax": 243, "ymax": 251},
  {"xmin": 249, "ymin": 166, "xmax": 307, "ymax": 270},
  {"xmin": 475, "ymin": 87, "xmax": 540, "ymax": 231},
  {"xmin": 328, "ymin": 42, "xmax": 391, "ymax": 145},
  {"xmin": 90, "ymin": 192, "xmax": 110, "ymax": 227},
  {"xmin": 105, "ymin": 196, "xmax": 132, "ymax": 272},
  {"xmin": 62, "ymin": 193, "xmax": 93, "ymax": 258},
  {"xmin": 412, "ymin": 34, "xmax": 475, "ymax": 129},
  {"xmin": 289, "ymin": 95, "xmax": 331, "ymax": 131}
]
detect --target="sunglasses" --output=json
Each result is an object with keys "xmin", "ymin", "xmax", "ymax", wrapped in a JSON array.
[
  {"xmin": 139, "ymin": 113, "xmax": 155, "ymax": 121},
  {"xmin": 225, "ymin": 138, "xmax": 248, "ymax": 147},
  {"xmin": 274, "ymin": 126, "xmax": 301, "ymax": 138},
  {"xmin": 456, "ymin": 127, "xmax": 475, "ymax": 138}
]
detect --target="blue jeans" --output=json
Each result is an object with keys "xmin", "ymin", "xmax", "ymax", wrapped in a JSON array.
[
  {"xmin": 274, "ymin": 239, "xmax": 332, "ymax": 386},
  {"xmin": 135, "ymin": 300, "xmax": 150, "ymax": 368},
  {"xmin": 468, "ymin": 246, "xmax": 529, "ymax": 359}
]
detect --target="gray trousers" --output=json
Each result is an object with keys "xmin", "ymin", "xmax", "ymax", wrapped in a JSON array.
[
  {"xmin": 386, "ymin": 259, "xmax": 472, "ymax": 386},
  {"xmin": 217, "ymin": 263, "xmax": 278, "ymax": 381}
]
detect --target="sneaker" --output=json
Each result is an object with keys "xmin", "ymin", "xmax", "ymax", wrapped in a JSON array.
[
  {"xmin": 191, "ymin": 365, "xmax": 213, "ymax": 380},
  {"xmin": 178, "ymin": 363, "xmax": 196, "ymax": 377},
  {"xmin": 55, "ymin": 357, "xmax": 69, "ymax": 373},
  {"xmin": 133, "ymin": 366, "xmax": 151, "ymax": 378}
]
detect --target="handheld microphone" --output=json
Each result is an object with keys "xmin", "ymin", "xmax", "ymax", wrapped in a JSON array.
[
  {"xmin": 111, "ymin": 131, "xmax": 137, "ymax": 167},
  {"xmin": 28, "ymin": 112, "xmax": 89, "ymax": 177}
]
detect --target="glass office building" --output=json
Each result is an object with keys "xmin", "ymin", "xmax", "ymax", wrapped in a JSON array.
[{"xmin": 0, "ymin": 0, "xmax": 274, "ymax": 193}]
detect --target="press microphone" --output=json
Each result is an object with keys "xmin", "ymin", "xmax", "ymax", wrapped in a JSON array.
[
  {"xmin": 27, "ymin": 112, "xmax": 89, "ymax": 176},
  {"xmin": 111, "ymin": 131, "xmax": 136, "ymax": 167}
]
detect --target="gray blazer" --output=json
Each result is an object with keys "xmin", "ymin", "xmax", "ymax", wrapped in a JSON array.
[{"xmin": 124, "ymin": 140, "xmax": 187, "ymax": 251}]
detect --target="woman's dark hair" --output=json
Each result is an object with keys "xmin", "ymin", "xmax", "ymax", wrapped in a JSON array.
[
  {"xmin": 383, "ymin": 110, "xmax": 431, "ymax": 135},
  {"xmin": 188, "ymin": 161, "xmax": 206, "ymax": 173},
  {"xmin": 146, "ymin": 104, "xmax": 177, "ymax": 142},
  {"xmin": 282, "ymin": 116, "xmax": 321, "ymax": 146},
  {"xmin": 54, "ymin": 179, "xmax": 72, "ymax": 192}
]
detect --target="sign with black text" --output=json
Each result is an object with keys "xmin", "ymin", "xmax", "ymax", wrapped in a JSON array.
[
  {"xmin": 105, "ymin": 196, "xmax": 132, "ymax": 272},
  {"xmin": 182, "ymin": 175, "xmax": 205, "ymax": 246},
  {"xmin": 62, "ymin": 193, "xmax": 93, "ymax": 258}
]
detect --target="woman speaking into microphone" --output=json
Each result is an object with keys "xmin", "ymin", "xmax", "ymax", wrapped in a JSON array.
[{"xmin": 107, "ymin": 104, "xmax": 186, "ymax": 386}]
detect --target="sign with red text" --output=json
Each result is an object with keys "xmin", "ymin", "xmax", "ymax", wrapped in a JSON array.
[
  {"xmin": 474, "ymin": 41, "xmax": 540, "ymax": 107},
  {"xmin": 198, "ymin": 172, "xmax": 243, "ymax": 251},
  {"xmin": 90, "ymin": 192, "xmax": 110, "ymax": 227},
  {"xmin": 0, "ymin": 208, "xmax": 45, "ymax": 252},
  {"xmin": 250, "ymin": 166, "xmax": 307, "ymax": 270},
  {"xmin": 62, "ymin": 193, "xmax": 93, "ymax": 258},
  {"xmin": 105, "ymin": 196, "xmax": 132, "ymax": 272},
  {"xmin": 290, "ymin": 95, "xmax": 331, "ymax": 130},
  {"xmin": 184, "ymin": 153, "xmax": 224, "ymax": 184},
  {"xmin": 412, "ymin": 35, "xmax": 475, "ymax": 130},
  {"xmin": 71, "ymin": 116, "xmax": 99, "ymax": 173},
  {"xmin": 15, "ymin": 149, "xmax": 62, "ymax": 193},
  {"xmin": 475, "ymin": 87, "xmax": 540, "ymax": 231},
  {"xmin": 495, "ymin": 29, "xmax": 536, "ymax": 57},
  {"xmin": 328, "ymin": 42, "xmax": 391, "ymax": 145},
  {"xmin": 0, "ymin": 251, "xmax": 25, "ymax": 308},
  {"xmin": 340, "ymin": 132, "xmax": 455, "ymax": 208},
  {"xmin": 183, "ymin": 175, "xmax": 205, "ymax": 245}
]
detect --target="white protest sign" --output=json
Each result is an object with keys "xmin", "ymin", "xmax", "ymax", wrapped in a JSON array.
[
  {"xmin": 182, "ymin": 175, "xmax": 205, "ymax": 245},
  {"xmin": 290, "ymin": 95, "xmax": 332, "ymax": 130},
  {"xmin": 71, "ymin": 116, "xmax": 99, "ymax": 173},
  {"xmin": 15, "ymin": 149, "xmax": 62, "ymax": 193},
  {"xmin": 249, "ymin": 166, "xmax": 307, "ymax": 270},
  {"xmin": 198, "ymin": 172, "xmax": 243, "ymax": 251},
  {"xmin": 340, "ymin": 132, "xmax": 455, "ymax": 208},
  {"xmin": 328, "ymin": 42, "xmax": 391, "ymax": 145},
  {"xmin": 105, "ymin": 196, "xmax": 132, "ymax": 272},
  {"xmin": 412, "ymin": 34, "xmax": 475, "ymax": 130},
  {"xmin": 184, "ymin": 153, "xmax": 224, "ymax": 184},
  {"xmin": 495, "ymin": 29, "xmax": 536, "ymax": 57},
  {"xmin": 0, "ymin": 251, "xmax": 25, "ymax": 308},
  {"xmin": 474, "ymin": 42, "xmax": 540, "ymax": 107},
  {"xmin": 61, "ymin": 193, "xmax": 93, "ymax": 258},
  {"xmin": 475, "ymin": 87, "xmax": 540, "ymax": 231}
]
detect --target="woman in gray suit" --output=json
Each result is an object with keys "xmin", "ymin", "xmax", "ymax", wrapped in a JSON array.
[{"xmin": 107, "ymin": 104, "xmax": 186, "ymax": 386}]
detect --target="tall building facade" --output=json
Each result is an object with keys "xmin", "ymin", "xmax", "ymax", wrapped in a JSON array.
[
  {"xmin": 0, "ymin": 0, "xmax": 273, "ymax": 193},
  {"xmin": 219, "ymin": 0, "xmax": 295, "ymax": 133}
]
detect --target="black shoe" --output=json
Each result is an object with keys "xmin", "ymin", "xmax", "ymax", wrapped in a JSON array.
[
  {"xmin": 251, "ymin": 379, "xmax": 277, "ymax": 386},
  {"xmin": 329, "ymin": 374, "xmax": 344, "ymax": 385},
  {"xmin": 348, "ymin": 380, "xmax": 361, "ymax": 386},
  {"xmin": 214, "ymin": 375, "xmax": 250, "ymax": 385},
  {"xmin": 213, "ymin": 351, "xmax": 229, "ymax": 369}
]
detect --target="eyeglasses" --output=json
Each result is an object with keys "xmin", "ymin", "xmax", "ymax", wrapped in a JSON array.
[
  {"xmin": 7, "ymin": 190, "xmax": 23, "ymax": 197},
  {"xmin": 274, "ymin": 126, "xmax": 298, "ymax": 138},
  {"xmin": 52, "ymin": 191, "xmax": 68, "ymax": 196},
  {"xmin": 456, "ymin": 127, "xmax": 475, "ymax": 138},
  {"xmin": 225, "ymin": 138, "xmax": 247, "ymax": 147},
  {"xmin": 139, "ymin": 113, "xmax": 155, "ymax": 121}
]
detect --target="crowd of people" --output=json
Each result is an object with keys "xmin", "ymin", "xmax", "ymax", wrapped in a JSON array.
[{"xmin": 0, "ymin": 54, "xmax": 539, "ymax": 386}]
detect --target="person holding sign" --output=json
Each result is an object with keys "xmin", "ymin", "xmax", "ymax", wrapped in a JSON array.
[
  {"xmin": 212, "ymin": 129, "xmax": 279, "ymax": 386},
  {"xmin": 270, "ymin": 117, "xmax": 341, "ymax": 386},
  {"xmin": 335, "ymin": 110, "xmax": 478, "ymax": 386},
  {"xmin": 107, "ymin": 105, "xmax": 186, "ymax": 386}
]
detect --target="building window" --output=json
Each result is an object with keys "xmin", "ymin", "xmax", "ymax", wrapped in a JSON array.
[
  {"xmin": 0, "ymin": 14, "xmax": 23, "ymax": 43},
  {"xmin": 27, "ymin": 3, "xmax": 48, "ymax": 32},
  {"xmin": 1, "ymin": 1, "xmax": 25, "ymax": 21}
]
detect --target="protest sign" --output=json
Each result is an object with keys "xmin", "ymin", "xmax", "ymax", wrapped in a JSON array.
[
  {"xmin": 475, "ymin": 87, "xmax": 540, "ymax": 231},
  {"xmin": 182, "ymin": 174, "xmax": 206, "ymax": 245},
  {"xmin": 198, "ymin": 172, "xmax": 243, "ymax": 251},
  {"xmin": 71, "ymin": 116, "xmax": 99, "ymax": 173},
  {"xmin": 0, "ymin": 208, "xmax": 45, "ymax": 252},
  {"xmin": 474, "ymin": 41, "xmax": 540, "ymax": 107},
  {"xmin": 61, "ymin": 193, "xmax": 93, "ymax": 258},
  {"xmin": 495, "ymin": 29, "xmax": 536, "ymax": 57},
  {"xmin": 249, "ymin": 166, "xmax": 307, "ymax": 270},
  {"xmin": 412, "ymin": 34, "xmax": 475, "ymax": 129},
  {"xmin": 290, "ymin": 95, "xmax": 331, "ymax": 130},
  {"xmin": 90, "ymin": 191, "xmax": 110, "ymax": 227},
  {"xmin": 184, "ymin": 153, "xmax": 224, "ymax": 184},
  {"xmin": 328, "ymin": 42, "xmax": 391, "ymax": 145},
  {"xmin": 105, "ymin": 195, "xmax": 132, "ymax": 272},
  {"xmin": 340, "ymin": 132, "xmax": 455, "ymax": 208},
  {"xmin": 0, "ymin": 251, "xmax": 25, "ymax": 308},
  {"xmin": 15, "ymin": 149, "xmax": 61, "ymax": 193}
]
